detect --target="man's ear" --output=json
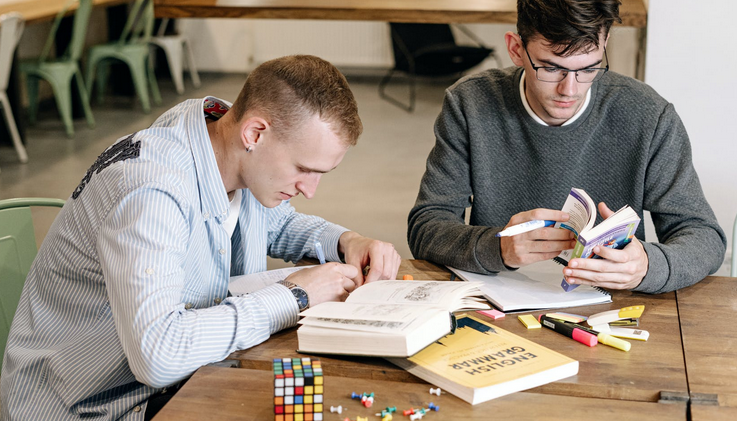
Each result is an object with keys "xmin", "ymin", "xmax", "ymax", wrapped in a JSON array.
[
  {"xmin": 505, "ymin": 31, "xmax": 525, "ymax": 67},
  {"xmin": 240, "ymin": 116, "xmax": 269, "ymax": 151}
]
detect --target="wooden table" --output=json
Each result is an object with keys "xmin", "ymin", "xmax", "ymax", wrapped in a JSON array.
[
  {"xmin": 0, "ymin": 0, "xmax": 128, "ymax": 24},
  {"xmin": 677, "ymin": 276, "xmax": 737, "ymax": 418},
  {"xmin": 152, "ymin": 259, "xmax": 735, "ymax": 420},
  {"xmin": 153, "ymin": 0, "xmax": 648, "ymax": 28}
]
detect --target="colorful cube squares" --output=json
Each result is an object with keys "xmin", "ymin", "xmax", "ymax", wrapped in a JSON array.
[{"xmin": 274, "ymin": 358, "xmax": 323, "ymax": 421}]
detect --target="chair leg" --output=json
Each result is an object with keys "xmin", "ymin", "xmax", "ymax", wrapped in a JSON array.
[
  {"xmin": 147, "ymin": 55, "xmax": 162, "ymax": 105},
  {"xmin": 183, "ymin": 38, "xmax": 201, "ymax": 89},
  {"xmin": 0, "ymin": 93, "xmax": 28, "ymax": 163},
  {"xmin": 85, "ymin": 53, "xmax": 98, "ymax": 103},
  {"xmin": 95, "ymin": 62, "xmax": 109, "ymax": 105},
  {"xmin": 160, "ymin": 41, "xmax": 185, "ymax": 95},
  {"xmin": 25, "ymin": 76, "xmax": 40, "ymax": 125},
  {"xmin": 377, "ymin": 68, "xmax": 414, "ymax": 113},
  {"xmin": 48, "ymin": 77, "xmax": 75, "ymax": 137},
  {"xmin": 126, "ymin": 57, "xmax": 151, "ymax": 113},
  {"xmin": 73, "ymin": 70, "xmax": 95, "ymax": 129}
]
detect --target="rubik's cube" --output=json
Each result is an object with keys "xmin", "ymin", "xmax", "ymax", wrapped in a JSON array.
[{"xmin": 274, "ymin": 357, "xmax": 323, "ymax": 421}]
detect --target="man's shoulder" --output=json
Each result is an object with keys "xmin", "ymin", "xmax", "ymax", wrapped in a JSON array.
[
  {"xmin": 449, "ymin": 66, "xmax": 518, "ymax": 95},
  {"xmin": 597, "ymin": 72, "xmax": 670, "ymax": 111},
  {"xmin": 443, "ymin": 67, "xmax": 520, "ymax": 114}
]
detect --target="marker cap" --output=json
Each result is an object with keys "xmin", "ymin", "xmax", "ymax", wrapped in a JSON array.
[{"xmin": 572, "ymin": 329, "xmax": 598, "ymax": 347}]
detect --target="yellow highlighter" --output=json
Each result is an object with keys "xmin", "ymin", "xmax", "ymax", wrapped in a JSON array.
[
  {"xmin": 586, "ymin": 305, "xmax": 645, "ymax": 327},
  {"xmin": 569, "ymin": 323, "xmax": 631, "ymax": 352}
]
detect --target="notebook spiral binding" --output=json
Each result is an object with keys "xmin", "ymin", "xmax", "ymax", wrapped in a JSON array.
[{"xmin": 551, "ymin": 257, "xmax": 611, "ymax": 296}]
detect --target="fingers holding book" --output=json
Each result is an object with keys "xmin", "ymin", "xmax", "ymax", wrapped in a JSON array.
[{"xmin": 564, "ymin": 237, "xmax": 648, "ymax": 290}]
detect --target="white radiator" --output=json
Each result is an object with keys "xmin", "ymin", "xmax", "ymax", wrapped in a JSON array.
[{"xmin": 251, "ymin": 20, "xmax": 394, "ymax": 68}]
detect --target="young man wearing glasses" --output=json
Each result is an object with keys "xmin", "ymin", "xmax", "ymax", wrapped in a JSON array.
[{"xmin": 408, "ymin": 0, "xmax": 725, "ymax": 294}]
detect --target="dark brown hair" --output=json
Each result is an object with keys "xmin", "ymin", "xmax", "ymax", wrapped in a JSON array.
[
  {"xmin": 517, "ymin": 0, "xmax": 622, "ymax": 56},
  {"xmin": 230, "ymin": 55, "xmax": 363, "ymax": 146}
]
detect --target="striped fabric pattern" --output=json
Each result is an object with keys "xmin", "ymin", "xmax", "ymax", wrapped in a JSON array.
[{"xmin": 0, "ymin": 97, "xmax": 348, "ymax": 420}]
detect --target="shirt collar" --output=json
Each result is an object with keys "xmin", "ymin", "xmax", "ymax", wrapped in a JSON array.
[
  {"xmin": 519, "ymin": 69, "xmax": 591, "ymax": 126},
  {"xmin": 187, "ymin": 96, "xmax": 232, "ymax": 223}
]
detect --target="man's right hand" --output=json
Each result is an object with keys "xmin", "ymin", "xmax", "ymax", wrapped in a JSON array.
[
  {"xmin": 285, "ymin": 263, "xmax": 360, "ymax": 306},
  {"xmin": 500, "ymin": 208, "xmax": 576, "ymax": 269}
]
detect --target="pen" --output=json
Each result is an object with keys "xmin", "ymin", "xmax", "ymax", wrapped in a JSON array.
[
  {"xmin": 314, "ymin": 241, "xmax": 326, "ymax": 265},
  {"xmin": 496, "ymin": 220, "xmax": 556, "ymax": 237},
  {"xmin": 538, "ymin": 315, "xmax": 598, "ymax": 347},
  {"xmin": 565, "ymin": 322, "xmax": 632, "ymax": 352}
]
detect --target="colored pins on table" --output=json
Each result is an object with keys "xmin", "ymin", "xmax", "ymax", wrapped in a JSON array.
[{"xmin": 429, "ymin": 387, "xmax": 442, "ymax": 396}]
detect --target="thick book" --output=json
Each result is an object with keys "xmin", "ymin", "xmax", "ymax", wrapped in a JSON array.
[
  {"xmin": 449, "ymin": 260, "xmax": 611, "ymax": 312},
  {"xmin": 554, "ymin": 188, "xmax": 641, "ymax": 291},
  {"xmin": 387, "ymin": 315, "xmax": 578, "ymax": 405},
  {"xmin": 296, "ymin": 281, "xmax": 489, "ymax": 357}
]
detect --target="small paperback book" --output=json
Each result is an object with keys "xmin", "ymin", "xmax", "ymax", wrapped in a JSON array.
[
  {"xmin": 387, "ymin": 315, "xmax": 578, "ymax": 405},
  {"xmin": 296, "ymin": 281, "xmax": 489, "ymax": 357},
  {"xmin": 554, "ymin": 188, "xmax": 641, "ymax": 291}
]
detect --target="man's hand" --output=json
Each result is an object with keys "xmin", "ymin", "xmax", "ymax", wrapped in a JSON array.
[
  {"xmin": 285, "ymin": 263, "xmax": 359, "ymax": 306},
  {"xmin": 338, "ymin": 231, "xmax": 401, "ymax": 285},
  {"xmin": 500, "ymin": 209, "xmax": 576, "ymax": 268},
  {"xmin": 563, "ymin": 202, "xmax": 648, "ymax": 290}
]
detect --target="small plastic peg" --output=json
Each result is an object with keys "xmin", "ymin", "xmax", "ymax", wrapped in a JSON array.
[
  {"xmin": 357, "ymin": 417, "xmax": 368, "ymax": 421},
  {"xmin": 429, "ymin": 387, "xmax": 442, "ymax": 396},
  {"xmin": 330, "ymin": 405, "xmax": 343, "ymax": 414},
  {"xmin": 428, "ymin": 402, "xmax": 440, "ymax": 411},
  {"xmin": 351, "ymin": 392, "xmax": 361, "ymax": 399},
  {"xmin": 381, "ymin": 414, "xmax": 393, "ymax": 421},
  {"xmin": 385, "ymin": 406, "xmax": 397, "ymax": 413},
  {"xmin": 403, "ymin": 274, "xmax": 414, "ymax": 280},
  {"xmin": 362, "ymin": 396, "xmax": 374, "ymax": 408},
  {"xmin": 403, "ymin": 408, "xmax": 415, "ymax": 416},
  {"xmin": 410, "ymin": 413, "xmax": 424, "ymax": 421}
]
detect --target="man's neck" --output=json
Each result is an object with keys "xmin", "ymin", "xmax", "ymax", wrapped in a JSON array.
[{"xmin": 207, "ymin": 115, "xmax": 239, "ymax": 198}]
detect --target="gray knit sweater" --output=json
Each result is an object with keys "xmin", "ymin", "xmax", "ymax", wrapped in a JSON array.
[{"xmin": 408, "ymin": 67, "xmax": 726, "ymax": 294}]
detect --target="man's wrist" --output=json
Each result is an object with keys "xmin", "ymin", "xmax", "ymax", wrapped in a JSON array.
[{"xmin": 277, "ymin": 280, "xmax": 310, "ymax": 311}]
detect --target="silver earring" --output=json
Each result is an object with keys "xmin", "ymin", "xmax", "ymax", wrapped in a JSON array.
[{"xmin": 246, "ymin": 146, "xmax": 252, "ymax": 152}]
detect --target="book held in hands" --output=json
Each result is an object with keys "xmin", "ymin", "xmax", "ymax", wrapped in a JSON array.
[
  {"xmin": 555, "ymin": 188, "xmax": 641, "ymax": 291},
  {"xmin": 387, "ymin": 315, "xmax": 578, "ymax": 405},
  {"xmin": 296, "ymin": 280, "xmax": 489, "ymax": 357}
]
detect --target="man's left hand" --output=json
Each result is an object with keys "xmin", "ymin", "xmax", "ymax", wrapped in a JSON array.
[
  {"xmin": 563, "ymin": 202, "xmax": 648, "ymax": 290},
  {"xmin": 338, "ymin": 231, "xmax": 401, "ymax": 286}
]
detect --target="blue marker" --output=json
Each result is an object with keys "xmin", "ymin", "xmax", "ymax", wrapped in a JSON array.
[
  {"xmin": 496, "ymin": 220, "xmax": 556, "ymax": 237},
  {"xmin": 314, "ymin": 241, "xmax": 326, "ymax": 264}
]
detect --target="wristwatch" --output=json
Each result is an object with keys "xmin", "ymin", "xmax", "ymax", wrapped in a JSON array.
[{"xmin": 277, "ymin": 280, "xmax": 310, "ymax": 311}]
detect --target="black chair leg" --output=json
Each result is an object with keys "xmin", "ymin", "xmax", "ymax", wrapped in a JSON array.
[{"xmin": 378, "ymin": 68, "xmax": 416, "ymax": 113}]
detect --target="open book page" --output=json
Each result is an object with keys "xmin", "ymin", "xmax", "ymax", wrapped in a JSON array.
[
  {"xmin": 345, "ymin": 280, "xmax": 489, "ymax": 311},
  {"xmin": 228, "ymin": 266, "xmax": 315, "ymax": 295},
  {"xmin": 555, "ymin": 188, "xmax": 597, "ymax": 263},
  {"xmin": 449, "ymin": 260, "xmax": 610, "ymax": 312},
  {"xmin": 298, "ymin": 303, "xmax": 445, "ymax": 334}
]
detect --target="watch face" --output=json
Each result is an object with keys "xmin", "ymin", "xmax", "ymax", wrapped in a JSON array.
[{"xmin": 292, "ymin": 287, "xmax": 309, "ymax": 311}]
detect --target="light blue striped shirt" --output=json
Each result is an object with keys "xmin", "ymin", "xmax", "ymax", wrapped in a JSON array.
[{"xmin": 0, "ymin": 97, "xmax": 348, "ymax": 420}]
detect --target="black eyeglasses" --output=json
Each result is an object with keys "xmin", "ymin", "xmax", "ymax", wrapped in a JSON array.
[{"xmin": 523, "ymin": 44, "xmax": 609, "ymax": 83}]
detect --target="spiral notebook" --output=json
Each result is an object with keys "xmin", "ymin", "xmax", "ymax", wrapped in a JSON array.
[{"xmin": 449, "ymin": 260, "xmax": 611, "ymax": 312}]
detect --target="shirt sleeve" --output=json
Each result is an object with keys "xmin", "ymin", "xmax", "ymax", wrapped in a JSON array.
[
  {"xmin": 407, "ymin": 90, "xmax": 506, "ymax": 273},
  {"xmin": 634, "ymin": 104, "xmax": 726, "ymax": 294},
  {"xmin": 266, "ymin": 201, "xmax": 349, "ymax": 263},
  {"xmin": 97, "ymin": 184, "xmax": 299, "ymax": 389}
]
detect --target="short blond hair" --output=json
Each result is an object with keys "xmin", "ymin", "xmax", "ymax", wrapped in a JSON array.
[{"xmin": 230, "ymin": 55, "xmax": 363, "ymax": 146}]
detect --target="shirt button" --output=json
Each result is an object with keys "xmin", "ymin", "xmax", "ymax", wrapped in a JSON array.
[
  {"xmin": 203, "ymin": 212, "xmax": 210, "ymax": 219},
  {"xmin": 145, "ymin": 268, "xmax": 154, "ymax": 275},
  {"xmin": 214, "ymin": 298, "xmax": 222, "ymax": 304},
  {"xmin": 133, "ymin": 406, "xmax": 141, "ymax": 412},
  {"xmin": 185, "ymin": 303, "xmax": 193, "ymax": 310},
  {"xmin": 219, "ymin": 248, "xmax": 226, "ymax": 255}
]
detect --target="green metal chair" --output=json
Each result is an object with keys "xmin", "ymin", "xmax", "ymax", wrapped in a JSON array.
[
  {"xmin": 19, "ymin": 0, "xmax": 95, "ymax": 138},
  {"xmin": 0, "ymin": 197, "xmax": 65, "ymax": 364},
  {"xmin": 86, "ymin": 0, "xmax": 161, "ymax": 114}
]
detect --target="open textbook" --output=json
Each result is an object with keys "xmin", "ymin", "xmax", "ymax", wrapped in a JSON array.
[
  {"xmin": 449, "ymin": 259, "xmax": 611, "ymax": 312},
  {"xmin": 297, "ymin": 280, "xmax": 489, "ymax": 357},
  {"xmin": 554, "ymin": 188, "xmax": 641, "ymax": 291},
  {"xmin": 387, "ymin": 315, "xmax": 578, "ymax": 405}
]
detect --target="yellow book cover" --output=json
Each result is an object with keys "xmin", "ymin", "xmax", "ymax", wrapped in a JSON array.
[{"xmin": 388, "ymin": 315, "xmax": 578, "ymax": 404}]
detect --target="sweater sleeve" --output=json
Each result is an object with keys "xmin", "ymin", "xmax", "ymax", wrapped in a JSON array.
[
  {"xmin": 407, "ymin": 90, "xmax": 506, "ymax": 273},
  {"xmin": 634, "ymin": 103, "xmax": 726, "ymax": 294}
]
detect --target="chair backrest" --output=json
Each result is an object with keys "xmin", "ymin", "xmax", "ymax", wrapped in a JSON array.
[
  {"xmin": 0, "ymin": 198, "xmax": 65, "ymax": 363},
  {"xmin": 38, "ymin": 0, "xmax": 93, "ymax": 63},
  {"xmin": 389, "ymin": 23, "xmax": 456, "ymax": 63},
  {"xmin": 0, "ymin": 12, "xmax": 25, "ymax": 92},
  {"xmin": 119, "ymin": 0, "xmax": 154, "ymax": 45}
]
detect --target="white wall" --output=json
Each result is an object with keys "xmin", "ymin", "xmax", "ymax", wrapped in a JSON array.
[{"xmin": 645, "ymin": 0, "xmax": 737, "ymax": 273}]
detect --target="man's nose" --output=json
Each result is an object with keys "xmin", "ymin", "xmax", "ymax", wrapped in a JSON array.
[
  {"xmin": 296, "ymin": 174, "xmax": 321, "ymax": 199},
  {"xmin": 557, "ymin": 71, "xmax": 578, "ymax": 97}
]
